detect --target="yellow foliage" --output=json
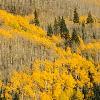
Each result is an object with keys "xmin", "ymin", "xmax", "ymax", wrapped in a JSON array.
[
  {"xmin": 0, "ymin": 29, "xmax": 12, "ymax": 38},
  {"xmin": 76, "ymin": 90, "xmax": 84, "ymax": 100},
  {"xmin": 0, "ymin": 10, "xmax": 99, "ymax": 100},
  {"xmin": 0, "ymin": 80, "xmax": 2, "ymax": 87},
  {"xmin": 41, "ymin": 92, "xmax": 52, "ymax": 100},
  {"xmin": 93, "ymin": 72, "xmax": 100, "ymax": 84},
  {"xmin": 54, "ymin": 83, "xmax": 62, "ymax": 98},
  {"xmin": 80, "ymin": 16, "xmax": 87, "ymax": 23}
]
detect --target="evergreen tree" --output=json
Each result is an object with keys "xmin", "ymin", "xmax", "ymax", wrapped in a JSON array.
[
  {"xmin": 93, "ymin": 85, "xmax": 100, "ymax": 100},
  {"xmin": 47, "ymin": 24, "xmax": 53, "ymax": 37},
  {"xmin": 13, "ymin": 92, "xmax": 20, "ymax": 100},
  {"xmin": 58, "ymin": 16, "xmax": 61, "ymax": 26},
  {"xmin": 59, "ymin": 16, "xmax": 69, "ymax": 37},
  {"xmin": 93, "ymin": 32, "xmax": 96, "ymax": 39},
  {"xmin": 34, "ymin": 10, "xmax": 40, "ymax": 26},
  {"xmin": 30, "ymin": 9, "xmax": 40, "ymax": 26},
  {"xmin": 71, "ymin": 28, "xmax": 80, "ymax": 44},
  {"xmin": 82, "ymin": 21, "xmax": 85, "ymax": 33},
  {"xmin": 58, "ymin": 16, "xmax": 70, "ymax": 48},
  {"xmin": 81, "ymin": 21, "xmax": 86, "ymax": 42},
  {"xmin": 73, "ymin": 8, "xmax": 79, "ymax": 23},
  {"xmin": 57, "ymin": 16, "xmax": 62, "ymax": 33},
  {"xmin": 53, "ymin": 18, "xmax": 59, "ymax": 35},
  {"xmin": 64, "ymin": 32, "xmax": 70, "ymax": 49},
  {"xmin": 82, "ymin": 85, "xmax": 89, "ymax": 99},
  {"xmin": 86, "ymin": 11, "xmax": 94, "ymax": 24},
  {"xmin": 82, "ymin": 32, "xmax": 87, "ymax": 42}
]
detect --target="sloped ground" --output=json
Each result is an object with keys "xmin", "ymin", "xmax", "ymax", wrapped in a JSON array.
[
  {"xmin": 0, "ymin": 10, "xmax": 61, "ymax": 80},
  {"xmin": 0, "ymin": 0, "xmax": 100, "ymax": 26},
  {"xmin": 0, "ymin": 10, "xmax": 99, "ymax": 100}
]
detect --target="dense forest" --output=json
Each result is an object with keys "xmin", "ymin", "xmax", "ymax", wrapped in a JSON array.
[{"xmin": 0, "ymin": 0, "xmax": 100, "ymax": 100}]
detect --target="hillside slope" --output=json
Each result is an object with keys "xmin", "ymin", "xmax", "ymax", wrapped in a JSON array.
[
  {"xmin": 0, "ymin": 10, "xmax": 62, "ymax": 79},
  {"xmin": 0, "ymin": 0, "xmax": 100, "ymax": 26},
  {"xmin": 0, "ymin": 10, "xmax": 99, "ymax": 100}
]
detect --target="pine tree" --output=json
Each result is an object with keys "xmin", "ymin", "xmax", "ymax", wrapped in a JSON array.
[
  {"xmin": 13, "ymin": 92, "xmax": 20, "ymax": 100},
  {"xmin": 86, "ymin": 11, "xmax": 94, "ymax": 24},
  {"xmin": 64, "ymin": 32, "xmax": 70, "ymax": 49},
  {"xmin": 59, "ymin": 16, "xmax": 69, "ymax": 38},
  {"xmin": 81, "ymin": 21, "xmax": 86, "ymax": 42},
  {"xmin": 82, "ymin": 21, "xmax": 85, "ymax": 33},
  {"xmin": 82, "ymin": 85, "xmax": 89, "ymax": 99},
  {"xmin": 58, "ymin": 16, "xmax": 70, "ymax": 48},
  {"xmin": 58, "ymin": 16, "xmax": 61, "ymax": 26},
  {"xmin": 30, "ymin": 9, "xmax": 40, "ymax": 26},
  {"xmin": 93, "ymin": 32, "xmax": 96, "ymax": 39},
  {"xmin": 57, "ymin": 16, "xmax": 62, "ymax": 34},
  {"xmin": 93, "ymin": 85, "xmax": 100, "ymax": 100},
  {"xmin": 73, "ymin": 8, "xmax": 79, "ymax": 23},
  {"xmin": 71, "ymin": 28, "xmax": 80, "ymax": 44},
  {"xmin": 34, "ymin": 10, "xmax": 40, "ymax": 26},
  {"xmin": 47, "ymin": 24, "xmax": 53, "ymax": 37},
  {"xmin": 53, "ymin": 18, "xmax": 59, "ymax": 35}
]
